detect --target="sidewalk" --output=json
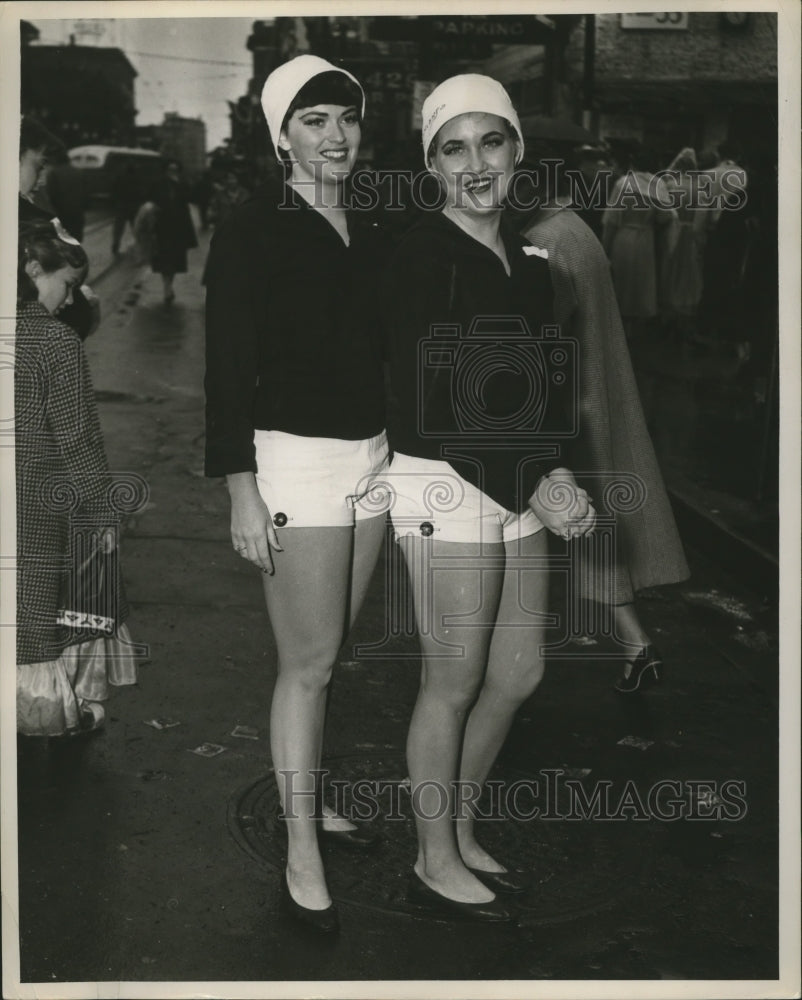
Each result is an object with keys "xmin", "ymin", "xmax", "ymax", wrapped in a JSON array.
[{"xmin": 13, "ymin": 235, "xmax": 782, "ymax": 991}]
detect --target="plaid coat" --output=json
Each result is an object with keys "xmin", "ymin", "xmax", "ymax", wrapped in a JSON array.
[
  {"xmin": 15, "ymin": 301, "xmax": 127, "ymax": 664},
  {"xmin": 523, "ymin": 208, "xmax": 689, "ymax": 604}
]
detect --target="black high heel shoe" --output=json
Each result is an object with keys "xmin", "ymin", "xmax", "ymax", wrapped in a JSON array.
[
  {"xmin": 467, "ymin": 866, "xmax": 529, "ymax": 895},
  {"xmin": 280, "ymin": 871, "xmax": 340, "ymax": 935},
  {"xmin": 614, "ymin": 644, "xmax": 663, "ymax": 693},
  {"xmin": 407, "ymin": 871, "xmax": 515, "ymax": 922}
]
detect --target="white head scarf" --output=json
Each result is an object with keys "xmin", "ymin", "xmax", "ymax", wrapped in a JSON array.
[
  {"xmin": 421, "ymin": 74, "xmax": 524, "ymax": 165},
  {"xmin": 260, "ymin": 54, "xmax": 365, "ymax": 159}
]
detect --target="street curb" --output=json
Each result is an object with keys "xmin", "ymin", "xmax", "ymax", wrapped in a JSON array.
[{"xmin": 668, "ymin": 487, "xmax": 778, "ymax": 599}]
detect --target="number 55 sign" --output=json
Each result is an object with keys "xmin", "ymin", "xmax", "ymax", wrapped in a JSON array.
[{"xmin": 620, "ymin": 12, "xmax": 689, "ymax": 30}]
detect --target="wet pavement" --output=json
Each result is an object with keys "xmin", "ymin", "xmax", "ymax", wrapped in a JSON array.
[{"xmin": 12, "ymin": 224, "xmax": 786, "ymax": 992}]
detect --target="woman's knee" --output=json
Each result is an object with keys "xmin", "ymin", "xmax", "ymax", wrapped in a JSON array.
[
  {"xmin": 487, "ymin": 656, "xmax": 545, "ymax": 706},
  {"xmin": 419, "ymin": 668, "xmax": 484, "ymax": 716},
  {"xmin": 277, "ymin": 641, "xmax": 339, "ymax": 691}
]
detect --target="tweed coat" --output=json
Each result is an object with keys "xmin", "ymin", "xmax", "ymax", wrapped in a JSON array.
[
  {"xmin": 523, "ymin": 208, "xmax": 689, "ymax": 604},
  {"xmin": 15, "ymin": 301, "xmax": 126, "ymax": 664}
]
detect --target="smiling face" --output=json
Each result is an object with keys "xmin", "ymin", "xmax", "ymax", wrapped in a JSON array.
[
  {"xmin": 279, "ymin": 104, "xmax": 361, "ymax": 189},
  {"xmin": 27, "ymin": 262, "xmax": 86, "ymax": 315},
  {"xmin": 429, "ymin": 112, "xmax": 518, "ymax": 216}
]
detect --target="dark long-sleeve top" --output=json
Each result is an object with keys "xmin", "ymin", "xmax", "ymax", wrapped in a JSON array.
[
  {"xmin": 382, "ymin": 211, "xmax": 575, "ymax": 513},
  {"xmin": 204, "ymin": 182, "xmax": 389, "ymax": 477}
]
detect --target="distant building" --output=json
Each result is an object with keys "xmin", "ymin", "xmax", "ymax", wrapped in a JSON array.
[
  {"xmin": 564, "ymin": 11, "xmax": 777, "ymax": 160},
  {"xmin": 158, "ymin": 113, "xmax": 207, "ymax": 181},
  {"xmin": 21, "ymin": 40, "xmax": 137, "ymax": 148}
]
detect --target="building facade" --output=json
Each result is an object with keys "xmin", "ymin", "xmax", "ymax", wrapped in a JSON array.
[
  {"xmin": 567, "ymin": 11, "xmax": 777, "ymax": 161},
  {"xmin": 21, "ymin": 39, "xmax": 138, "ymax": 149},
  {"xmin": 157, "ymin": 113, "xmax": 207, "ymax": 181}
]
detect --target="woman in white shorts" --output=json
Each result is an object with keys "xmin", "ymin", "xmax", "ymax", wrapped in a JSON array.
[
  {"xmin": 204, "ymin": 56, "xmax": 390, "ymax": 934},
  {"xmin": 382, "ymin": 75, "xmax": 596, "ymax": 921}
]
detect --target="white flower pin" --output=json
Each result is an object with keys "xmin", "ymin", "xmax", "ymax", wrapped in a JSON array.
[
  {"xmin": 523, "ymin": 245, "xmax": 548, "ymax": 259},
  {"xmin": 52, "ymin": 218, "xmax": 81, "ymax": 246}
]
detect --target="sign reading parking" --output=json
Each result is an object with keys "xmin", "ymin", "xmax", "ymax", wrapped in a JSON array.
[{"xmin": 620, "ymin": 13, "xmax": 689, "ymax": 30}]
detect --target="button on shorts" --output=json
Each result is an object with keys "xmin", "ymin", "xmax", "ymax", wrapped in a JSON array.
[
  {"xmin": 383, "ymin": 452, "xmax": 544, "ymax": 544},
  {"xmin": 254, "ymin": 430, "xmax": 390, "ymax": 528}
]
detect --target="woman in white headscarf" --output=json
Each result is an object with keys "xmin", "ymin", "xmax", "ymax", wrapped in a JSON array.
[
  {"xmin": 382, "ymin": 75, "xmax": 596, "ymax": 922},
  {"xmin": 204, "ymin": 55, "xmax": 390, "ymax": 934}
]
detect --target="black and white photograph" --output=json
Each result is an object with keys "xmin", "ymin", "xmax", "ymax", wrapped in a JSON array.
[{"xmin": 1, "ymin": 2, "xmax": 799, "ymax": 998}]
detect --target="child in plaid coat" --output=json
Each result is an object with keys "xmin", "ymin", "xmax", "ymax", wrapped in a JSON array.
[{"xmin": 15, "ymin": 220, "xmax": 138, "ymax": 736}]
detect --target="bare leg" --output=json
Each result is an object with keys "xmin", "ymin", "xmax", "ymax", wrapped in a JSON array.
[
  {"xmin": 265, "ymin": 514, "xmax": 385, "ymax": 896},
  {"xmin": 400, "ymin": 536, "xmax": 504, "ymax": 903},
  {"xmin": 322, "ymin": 512, "xmax": 386, "ymax": 833},
  {"xmin": 457, "ymin": 529, "xmax": 550, "ymax": 871},
  {"xmin": 614, "ymin": 602, "xmax": 652, "ymax": 678}
]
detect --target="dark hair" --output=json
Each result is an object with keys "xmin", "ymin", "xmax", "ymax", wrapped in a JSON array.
[
  {"xmin": 18, "ymin": 220, "xmax": 88, "ymax": 304},
  {"xmin": 19, "ymin": 116, "xmax": 63, "ymax": 160},
  {"xmin": 278, "ymin": 70, "xmax": 363, "ymax": 159}
]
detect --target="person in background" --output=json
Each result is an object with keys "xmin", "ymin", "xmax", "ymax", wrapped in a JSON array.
[
  {"xmin": 523, "ymin": 149, "xmax": 689, "ymax": 693},
  {"xmin": 19, "ymin": 116, "xmax": 100, "ymax": 340},
  {"xmin": 149, "ymin": 159, "xmax": 197, "ymax": 305},
  {"xmin": 44, "ymin": 145, "xmax": 87, "ymax": 242},
  {"xmin": 16, "ymin": 220, "xmax": 139, "ymax": 736},
  {"xmin": 191, "ymin": 168, "xmax": 215, "ymax": 231},
  {"xmin": 207, "ymin": 170, "xmax": 251, "ymax": 229},
  {"xmin": 110, "ymin": 163, "xmax": 143, "ymax": 256},
  {"xmin": 659, "ymin": 146, "xmax": 706, "ymax": 342},
  {"xmin": 697, "ymin": 140, "xmax": 750, "ymax": 344},
  {"xmin": 602, "ymin": 145, "xmax": 676, "ymax": 341}
]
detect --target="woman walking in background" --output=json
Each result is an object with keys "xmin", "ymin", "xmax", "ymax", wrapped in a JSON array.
[{"xmin": 150, "ymin": 159, "xmax": 197, "ymax": 305}]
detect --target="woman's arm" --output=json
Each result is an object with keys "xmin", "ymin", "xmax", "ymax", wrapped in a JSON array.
[
  {"xmin": 204, "ymin": 212, "xmax": 262, "ymax": 477},
  {"xmin": 204, "ymin": 209, "xmax": 282, "ymax": 573}
]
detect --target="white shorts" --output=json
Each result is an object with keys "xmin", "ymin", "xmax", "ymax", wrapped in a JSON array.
[
  {"xmin": 383, "ymin": 452, "xmax": 544, "ymax": 545},
  {"xmin": 254, "ymin": 430, "xmax": 390, "ymax": 528}
]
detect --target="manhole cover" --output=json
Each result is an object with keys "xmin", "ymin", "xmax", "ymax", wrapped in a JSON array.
[{"xmin": 228, "ymin": 753, "xmax": 652, "ymax": 925}]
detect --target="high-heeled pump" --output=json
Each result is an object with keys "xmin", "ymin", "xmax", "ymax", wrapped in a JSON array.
[
  {"xmin": 279, "ymin": 871, "xmax": 340, "ymax": 934},
  {"xmin": 614, "ymin": 644, "xmax": 663, "ymax": 693},
  {"xmin": 406, "ymin": 871, "xmax": 515, "ymax": 922},
  {"xmin": 467, "ymin": 866, "xmax": 529, "ymax": 895}
]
